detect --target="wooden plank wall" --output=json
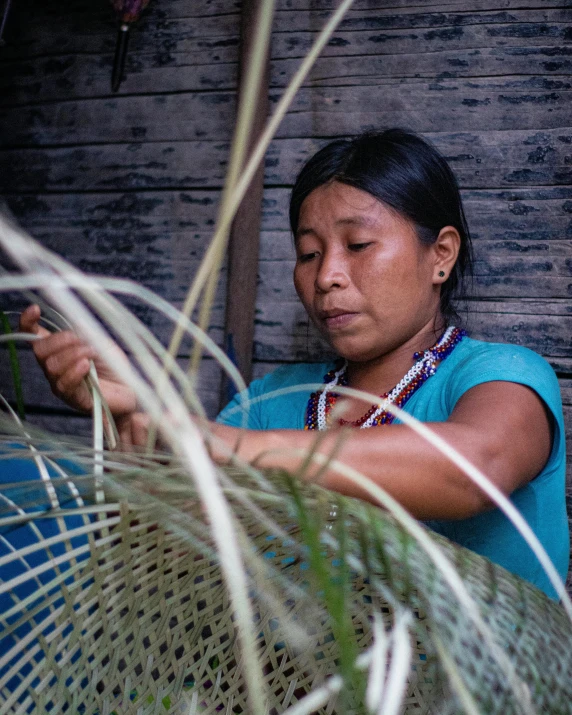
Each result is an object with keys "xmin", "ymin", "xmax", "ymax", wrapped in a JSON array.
[{"xmin": 0, "ymin": 0, "xmax": 571, "ymax": 556}]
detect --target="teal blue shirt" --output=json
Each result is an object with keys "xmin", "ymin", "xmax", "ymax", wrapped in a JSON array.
[{"xmin": 218, "ymin": 338, "xmax": 569, "ymax": 599}]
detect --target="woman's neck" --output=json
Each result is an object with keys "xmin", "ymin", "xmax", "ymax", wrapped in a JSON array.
[{"xmin": 345, "ymin": 316, "xmax": 446, "ymax": 396}]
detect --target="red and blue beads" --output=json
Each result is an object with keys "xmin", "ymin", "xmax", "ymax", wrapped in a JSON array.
[{"xmin": 305, "ymin": 326, "xmax": 466, "ymax": 430}]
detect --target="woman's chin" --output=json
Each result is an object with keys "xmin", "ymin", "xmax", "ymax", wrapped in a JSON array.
[{"xmin": 327, "ymin": 338, "xmax": 375, "ymax": 364}]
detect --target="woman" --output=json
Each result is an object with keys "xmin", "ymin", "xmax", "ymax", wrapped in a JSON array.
[{"xmin": 20, "ymin": 129, "xmax": 569, "ymax": 598}]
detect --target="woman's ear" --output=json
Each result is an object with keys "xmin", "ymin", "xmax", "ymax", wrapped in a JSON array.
[{"xmin": 432, "ymin": 226, "xmax": 461, "ymax": 284}]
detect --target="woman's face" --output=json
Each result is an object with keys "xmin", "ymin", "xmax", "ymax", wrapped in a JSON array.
[{"xmin": 293, "ymin": 181, "xmax": 444, "ymax": 364}]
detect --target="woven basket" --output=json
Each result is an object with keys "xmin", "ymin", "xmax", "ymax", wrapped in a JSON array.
[{"xmin": 1, "ymin": 449, "xmax": 572, "ymax": 715}]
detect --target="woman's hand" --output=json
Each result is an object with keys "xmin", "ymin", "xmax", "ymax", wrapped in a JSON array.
[{"xmin": 20, "ymin": 304, "xmax": 137, "ymax": 417}]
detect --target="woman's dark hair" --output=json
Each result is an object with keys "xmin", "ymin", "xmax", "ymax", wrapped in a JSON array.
[{"xmin": 289, "ymin": 128, "xmax": 473, "ymax": 322}]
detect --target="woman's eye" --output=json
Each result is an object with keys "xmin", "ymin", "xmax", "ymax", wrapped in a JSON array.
[
  {"xmin": 297, "ymin": 251, "xmax": 318, "ymax": 263},
  {"xmin": 348, "ymin": 242, "xmax": 372, "ymax": 252}
]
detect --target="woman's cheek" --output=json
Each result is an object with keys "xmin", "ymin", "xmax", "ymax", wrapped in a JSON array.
[
  {"xmin": 357, "ymin": 255, "xmax": 391, "ymax": 292},
  {"xmin": 293, "ymin": 267, "xmax": 313, "ymax": 314}
]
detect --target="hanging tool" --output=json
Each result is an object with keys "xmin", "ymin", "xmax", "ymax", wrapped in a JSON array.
[{"xmin": 110, "ymin": 0, "xmax": 150, "ymax": 92}]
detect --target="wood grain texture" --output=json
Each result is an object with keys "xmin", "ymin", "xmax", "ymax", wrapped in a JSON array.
[
  {"xmin": 3, "ymin": 130, "xmax": 572, "ymax": 192},
  {"xmin": 2, "ymin": 77, "xmax": 572, "ymax": 146},
  {"xmin": 3, "ymin": 18, "xmax": 571, "ymax": 104}
]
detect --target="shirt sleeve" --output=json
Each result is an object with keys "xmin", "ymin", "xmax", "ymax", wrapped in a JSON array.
[
  {"xmin": 445, "ymin": 342, "xmax": 565, "ymax": 463},
  {"xmin": 216, "ymin": 379, "xmax": 265, "ymax": 429}
]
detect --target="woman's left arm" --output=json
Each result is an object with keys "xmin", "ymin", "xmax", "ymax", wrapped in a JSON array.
[{"xmin": 210, "ymin": 381, "xmax": 552, "ymax": 521}]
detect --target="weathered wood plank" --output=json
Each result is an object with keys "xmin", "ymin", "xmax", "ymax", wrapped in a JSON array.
[
  {"xmin": 276, "ymin": 80, "xmax": 572, "ymax": 137},
  {"xmin": 3, "ymin": 129, "xmax": 572, "ymax": 192},
  {"xmin": 2, "ymin": 76, "xmax": 571, "ymax": 147},
  {"xmin": 278, "ymin": 44, "xmax": 572, "ymax": 87},
  {"xmin": 465, "ymin": 298, "xmax": 572, "ymax": 317},
  {"xmin": 19, "ymin": 217, "xmax": 572, "ymax": 279},
  {"xmin": 0, "ymin": 93, "xmax": 237, "ymax": 147},
  {"xmin": 260, "ymin": 186, "xmax": 572, "ymax": 237},
  {"xmin": 3, "ymin": 191, "xmax": 224, "ymax": 235},
  {"xmin": 275, "ymin": 1, "xmax": 572, "ymax": 19},
  {"xmin": 259, "ymin": 231, "xmax": 572, "ymax": 266},
  {"xmin": 0, "ymin": 296, "xmax": 226, "ymax": 358},
  {"xmin": 4, "ymin": 239, "xmax": 571, "ymax": 329},
  {"xmin": 259, "ymin": 237, "xmax": 572, "ymax": 285},
  {"xmin": 467, "ymin": 313, "xmax": 572, "ymax": 356},
  {"xmin": 0, "ymin": 276, "xmax": 226, "ymax": 354},
  {"xmin": 66, "ymin": 255, "xmax": 227, "ymax": 305},
  {"xmin": 271, "ymin": 19, "xmax": 572, "ymax": 60},
  {"xmin": 0, "ymin": 142, "xmax": 237, "ymax": 192},
  {"xmin": 7, "ymin": 292, "xmax": 570, "ymax": 370}
]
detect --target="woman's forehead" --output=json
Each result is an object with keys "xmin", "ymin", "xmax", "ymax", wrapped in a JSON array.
[{"xmin": 297, "ymin": 182, "xmax": 408, "ymax": 237}]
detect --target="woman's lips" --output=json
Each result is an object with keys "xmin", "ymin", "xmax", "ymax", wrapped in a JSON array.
[{"xmin": 321, "ymin": 312, "xmax": 359, "ymax": 330}]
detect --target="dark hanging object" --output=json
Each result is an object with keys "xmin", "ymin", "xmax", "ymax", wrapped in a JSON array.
[
  {"xmin": 0, "ymin": 0, "xmax": 13, "ymax": 46},
  {"xmin": 110, "ymin": 0, "xmax": 150, "ymax": 92}
]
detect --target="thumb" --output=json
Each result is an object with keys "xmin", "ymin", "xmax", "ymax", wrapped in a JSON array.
[{"xmin": 19, "ymin": 304, "xmax": 51, "ymax": 339}]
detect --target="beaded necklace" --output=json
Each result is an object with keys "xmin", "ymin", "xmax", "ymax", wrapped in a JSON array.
[{"xmin": 304, "ymin": 326, "xmax": 466, "ymax": 430}]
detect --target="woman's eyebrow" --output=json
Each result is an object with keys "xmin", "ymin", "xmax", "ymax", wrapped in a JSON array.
[
  {"xmin": 295, "ymin": 227, "xmax": 316, "ymax": 241},
  {"xmin": 335, "ymin": 215, "xmax": 378, "ymax": 228},
  {"xmin": 296, "ymin": 215, "xmax": 378, "ymax": 240}
]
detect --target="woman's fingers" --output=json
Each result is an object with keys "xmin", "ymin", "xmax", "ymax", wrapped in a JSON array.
[
  {"xmin": 33, "ymin": 330, "xmax": 91, "ymax": 363},
  {"xmin": 20, "ymin": 306, "xmax": 94, "ymax": 371},
  {"xmin": 19, "ymin": 305, "xmax": 94, "ymax": 411},
  {"xmin": 20, "ymin": 304, "xmax": 137, "ymax": 417},
  {"xmin": 43, "ymin": 342, "xmax": 93, "ymax": 377},
  {"xmin": 51, "ymin": 358, "xmax": 93, "ymax": 407},
  {"xmin": 115, "ymin": 412, "xmax": 150, "ymax": 451},
  {"xmin": 32, "ymin": 333, "xmax": 96, "ymax": 411},
  {"xmin": 131, "ymin": 412, "xmax": 151, "ymax": 447}
]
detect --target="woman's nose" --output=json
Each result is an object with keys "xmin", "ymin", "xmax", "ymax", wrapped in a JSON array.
[{"xmin": 315, "ymin": 251, "xmax": 349, "ymax": 292}]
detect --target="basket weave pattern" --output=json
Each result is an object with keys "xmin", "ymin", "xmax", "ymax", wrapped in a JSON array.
[{"xmin": 1, "ymin": 465, "xmax": 572, "ymax": 714}]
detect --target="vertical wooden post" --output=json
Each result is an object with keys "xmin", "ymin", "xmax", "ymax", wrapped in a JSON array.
[{"xmin": 220, "ymin": 0, "xmax": 270, "ymax": 407}]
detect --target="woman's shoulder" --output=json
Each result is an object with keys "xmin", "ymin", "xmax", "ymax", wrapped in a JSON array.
[
  {"xmin": 454, "ymin": 337, "xmax": 557, "ymax": 377},
  {"xmin": 250, "ymin": 361, "xmax": 335, "ymax": 394},
  {"xmin": 445, "ymin": 336, "xmax": 562, "ymax": 410}
]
